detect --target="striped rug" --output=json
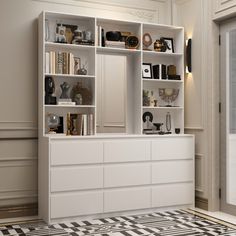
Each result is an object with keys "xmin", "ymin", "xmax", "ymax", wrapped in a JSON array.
[{"xmin": 0, "ymin": 209, "xmax": 236, "ymax": 235}]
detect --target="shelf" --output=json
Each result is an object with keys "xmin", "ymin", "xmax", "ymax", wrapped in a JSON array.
[
  {"xmin": 45, "ymin": 105, "xmax": 95, "ymax": 108},
  {"xmin": 142, "ymin": 50, "xmax": 183, "ymax": 57},
  {"xmin": 142, "ymin": 106, "xmax": 183, "ymax": 110},
  {"xmin": 142, "ymin": 79, "xmax": 183, "ymax": 83},
  {"xmin": 44, "ymin": 73, "xmax": 95, "ymax": 79},
  {"xmin": 96, "ymin": 46, "xmax": 141, "ymax": 55},
  {"xmin": 45, "ymin": 42, "xmax": 95, "ymax": 51}
]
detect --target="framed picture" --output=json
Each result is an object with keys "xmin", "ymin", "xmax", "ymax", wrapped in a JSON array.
[
  {"xmin": 142, "ymin": 63, "xmax": 152, "ymax": 78},
  {"xmin": 163, "ymin": 37, "xmax": 174, "ymax": 53}
]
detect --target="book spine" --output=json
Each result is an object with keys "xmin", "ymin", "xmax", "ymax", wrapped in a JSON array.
[
  {"xmin": 63, "ymin": 52, "xmax": 66, "ymax": 74},
  {"xmin": 55, "ymin": 52, "xmax": 58, "ymax": 74},
  {"xmin": 77, "ymin": 114, "xmax": 83, "ymax": 135},
  {"xmin": 101, "ymin": 28, "xmax": 105, "ymax": 47},
  {"xmin": 45, "ymin": 52, "xmax": 50, "ymax": 74},
  {"xmin": 82, "ymin": 114, "xmax": 87, "ymax": 135},
  {"xmin": 88, "ymin": 114, "xmax": 94, "ymax": 135},
  {"xmin": 51, "ymin": 51, "xmax": 55, "ymax": 74},
  {"xmin": 58, "ymin": 52, "xmax": 63, "ymax": 74}
]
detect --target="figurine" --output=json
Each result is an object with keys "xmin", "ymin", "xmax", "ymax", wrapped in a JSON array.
[{"xmin": 60, "ymin": 82, "xmax": 70, "ymax": 99}]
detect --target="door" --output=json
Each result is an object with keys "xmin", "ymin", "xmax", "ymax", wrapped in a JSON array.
[
  {"xmin": 96, "ymin": 54, "xmax": 127, "ymax": 133},
  {"xmin": 220, "ymin": 18, "xmax": 236, "ymax": 215}
]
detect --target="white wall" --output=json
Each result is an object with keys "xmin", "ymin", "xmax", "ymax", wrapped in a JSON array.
[
  {"xmin": 0, "ymin": 0, "xmax": 172, "ymax": 207},
  {"xmin": 172, "ymin": 0, "xmax": 220, "ymax": 210}
]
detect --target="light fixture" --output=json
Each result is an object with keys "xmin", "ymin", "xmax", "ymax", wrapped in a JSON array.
[{"xmin": 186, "ymin": 38, "xmax": 192, "ymax": 73}]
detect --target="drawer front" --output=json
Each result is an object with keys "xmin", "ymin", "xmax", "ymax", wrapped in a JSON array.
[
  {"xmin": 51, "ymin": 166, "xmax": 103, "ymax": 192},
  {"xmin": 152, "ymin": 160, "xmax": 193, "ymax": 184},
  {"xmin": 152, "ymin": 137, "xmax": 194, "ymax": 160},
  {"xmin": 51, "ymin": 141, "xmax": 103, "ymax": 165},
  {"xmin": 152, "ymin": 183, "xmax": 194, "ymax": 207},
  {"xmin": 51, "ymin": 191, "xmax": 103, "ymax": 218},
  {"xmin": 104, "ymin": 163, "xmax": 150, "ymax": 188},
  {"xmin": 104, "ymin": 140, "xmax": 150, "ymax": 163},
  {"xmin": 104, "ymin": 187, "xmax": 151, "ymax": 212}
]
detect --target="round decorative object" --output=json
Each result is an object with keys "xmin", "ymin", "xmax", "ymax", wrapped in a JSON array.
[
  {"xmin": 47, "ymin": 114, "xmax": 60, "ymax": 134},
  {"xmin": 106, "ymin": 31, "xmax": 121, "ymax": 41},
  {"xmin": 126, "ymin": 35, "xmax": 139, "ymax": 49},
  {"xmin": 143, "ymin": 33, "xmax": 152, "ymax": 50},
  {"xmin": 142, "ymin": 111, "xmax": 153, "ymax": 123}
]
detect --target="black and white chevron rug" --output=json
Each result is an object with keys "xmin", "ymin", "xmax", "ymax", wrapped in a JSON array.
[{"xmin": 0, "ymin": 209, "xmax": 236, "ymax": 236}]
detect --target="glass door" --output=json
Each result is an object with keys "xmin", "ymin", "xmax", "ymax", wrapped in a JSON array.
[{"xmin": 220, "ymin": 18, "xmax": 236, "ymax": 215}]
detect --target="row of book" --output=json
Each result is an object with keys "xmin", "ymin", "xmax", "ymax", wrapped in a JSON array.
[
  {"xmin": 45, "ymin": 51, "xmax": 76, "ymax": 75},
  {"xmin": 67, "ymin": 113, "xmax": 94, "ymax": 136}
]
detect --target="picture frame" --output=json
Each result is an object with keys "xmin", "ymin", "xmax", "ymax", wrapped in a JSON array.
[
  {"xmin": 162, "ymin": 37, "xmax": 174, "ymax": 53},
  {"xmin": 142, "ymin": 63, "xmax": 152, "ymax": 78}
]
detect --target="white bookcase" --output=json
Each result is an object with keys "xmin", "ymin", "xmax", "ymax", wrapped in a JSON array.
[
  {"xmin": 38, "ymin": 11, "xmax": 193, "ymax": 224},
  {"xmin": 39, "ymin": 11, "xmax": 184, "ymax": 136}
]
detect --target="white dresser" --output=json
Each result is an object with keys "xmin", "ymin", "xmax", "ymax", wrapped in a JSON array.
[{"xmin": 39, "ymin": 134, "xmax": 194, "ymax": 223}]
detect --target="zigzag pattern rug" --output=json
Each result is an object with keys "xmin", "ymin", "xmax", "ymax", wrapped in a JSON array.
[{"xmin": 0, "ymin": 209, "xmax": 236, "ymax": 236}]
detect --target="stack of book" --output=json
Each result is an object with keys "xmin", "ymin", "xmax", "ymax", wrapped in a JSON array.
[
  {"xmin": 67, "ymin": 113, "xmax": 94, "ymax": 136},
  {"xmin": 45, "ymin": 51, "xmax": 75, "ymax": 74},
  {"xmin": 105, "ymin": 40, "xmax": 125, "ymax": 48}
]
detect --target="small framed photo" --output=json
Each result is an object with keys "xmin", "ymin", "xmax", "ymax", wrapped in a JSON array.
[
  {"xmin": 142, "ymin": 63, "xmax": 152, "ymax": 78},
  {"xmin": 163, "ymin": 37, "xmax": 174, "ymax": 53}
]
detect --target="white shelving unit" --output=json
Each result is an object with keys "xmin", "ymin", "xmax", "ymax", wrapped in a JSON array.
[
  {"xmin": 38, "ymin": 11, "xmax": 194, "ymax": 224},
  {"xmin": 39, "ymin": 11, "xmax": 184, "ymax": 137}
]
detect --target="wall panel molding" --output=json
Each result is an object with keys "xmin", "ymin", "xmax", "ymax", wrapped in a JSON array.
[
  {"xmin": 0, "ymin": 121, "xmax": 37, "ymax": 138},
  {"xmin": 32, "ymin": 0, "xmax": 163, "ymax": 21},
  {"xmin": 195, "ymin": 153, "xmax": 204, "ymax": 194}
]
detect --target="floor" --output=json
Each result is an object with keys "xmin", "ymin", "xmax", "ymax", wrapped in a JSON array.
[{"xmin": 0, "ymin": 209, "xmax": 236, "ymax": 236}]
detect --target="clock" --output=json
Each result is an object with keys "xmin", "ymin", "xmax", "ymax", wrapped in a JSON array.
[{"xmin": 125, "ymin": 35, "xmax": 139, "ymax": 49}]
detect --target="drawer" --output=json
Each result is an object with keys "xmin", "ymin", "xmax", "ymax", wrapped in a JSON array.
[
  {"xmin": 152, "ymin": 160, "xmax": 193, "ymax": 184},
  {"xmin": 104, "ymin": 187, "xmax": 151, "ymax": 212},
  {"xmin": 152, "ymin": 183, "xmax": 194, "ymax": 207},
  {"xmin": 51, "ymin": 140, "xmax": 103, "ymax": 165},
  {"xmin": 152, "ymin": 137, "xmax": 194, "ymax": 160},
  {"xmin": 104, "ymin": 140, "xmax": 150, "ymax": 163},
  {"xmin": 50, "ymin": 191, "xmax": 103, "ymax": 218},
  {"xmin": 51, "ymin": 166, "xmax": 103, "ymax": 192},
  {"xmin": 104, "ymin": 163, "xmax": 150, "ymax": 188}
]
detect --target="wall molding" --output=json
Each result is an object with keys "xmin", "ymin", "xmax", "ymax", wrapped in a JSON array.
[
  {"xmin": 0, "ymin": 157, "xmax": 37, "ymax": 162},
  {"xmin": 195, "ymin": 153, "xmax": 204, "ymax": 194},
  {"xmin": 32, "ymin": 0, "xmax": 162, "ymax": 21}
]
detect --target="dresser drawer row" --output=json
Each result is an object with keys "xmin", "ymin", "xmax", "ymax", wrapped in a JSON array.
[
  {"xmin": 51, "ymin": 161, "xmax": 194, "ymax": 192},
  {"xmin": 50, "ymin": 138, "xmax": 194, "ymax": 166},
  {"xmin": 50, "ymin": 183, "xmax": 194, "ymax": 219}
]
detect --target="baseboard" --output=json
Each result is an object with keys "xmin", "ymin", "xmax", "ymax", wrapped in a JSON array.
[
  {"xmin": 195, "ymin": 197, "xmax": 208, "ymax": 210},
  {"xmin": 0, "ymin": 203, "xmax": 38, "ymax": 219}
]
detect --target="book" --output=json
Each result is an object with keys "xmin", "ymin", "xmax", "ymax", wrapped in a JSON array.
[
  {"xmin": 45, "ymin": 52, "xmax": 50, "ymax": 73},
  {"xmin": 153, "ymin": 64, "xmax": 167, "ymax": 80}
]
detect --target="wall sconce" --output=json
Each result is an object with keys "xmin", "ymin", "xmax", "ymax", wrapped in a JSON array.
[{"xmin": 186, "ymin": 38, "xmax": 192, "ymax": 73}]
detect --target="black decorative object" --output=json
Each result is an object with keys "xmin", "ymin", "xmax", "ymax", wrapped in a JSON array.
[
  {"xmin": 45, "ymin": 77, "xmax": 57, "ymax": 105},
  {"xmin": 106, "ymin": 31, "xmax": 121, "ymax": 41},
  {"xmin": 175, "ymin": 128, "xmax": 180, "ymax": 134},
  {"xmin": 186, "ymin": 38, "xmax": 192, "ymax": 73},
  {"xmin": 126, "ymin": 35, "xmax": 139, "ymax": 49},
  {"xmin": 153, "ymin": 64, "xmax": 167, "ymax": 79},
  {"xmin": 142, "ymin": 112, "xmax": 153, "ymax": 123}
]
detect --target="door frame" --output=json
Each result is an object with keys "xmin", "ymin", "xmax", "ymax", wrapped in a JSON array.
[{"xmin": 219, "ymin": 18, "xmax": 236, "ymax": 215}]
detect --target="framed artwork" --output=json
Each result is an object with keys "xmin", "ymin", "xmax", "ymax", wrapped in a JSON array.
[
  {"xmin": 162, "ymin": 37, "xmax": 174, "ymax": 53},
  {"xmin": 142, "ymin": 63, "xmax": 152, "ymax": 78}
]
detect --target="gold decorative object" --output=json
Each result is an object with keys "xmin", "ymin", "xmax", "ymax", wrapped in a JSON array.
[{"xmin": 159, "ymin": 88, "xmax": 179, "ymax": 107}]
